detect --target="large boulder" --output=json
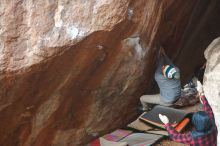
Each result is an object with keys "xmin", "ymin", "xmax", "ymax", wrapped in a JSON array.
[
  {"xmin": 204, "ymin": 37, "xmax": 220, "ymax": 146},
  {"xmin": 0, "ymin": 0, "xmax": 220, "ymax": 145}
]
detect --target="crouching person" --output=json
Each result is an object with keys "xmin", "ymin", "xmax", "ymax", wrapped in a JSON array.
[
  {"xmin": 140, "ymin": 47, "xmax": 181, "ymax": 109},
  {"xmin": 159, "ymin": 81, "xmax": 217, "ymax": 146}
]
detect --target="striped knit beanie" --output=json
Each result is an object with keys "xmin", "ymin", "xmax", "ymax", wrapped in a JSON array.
[{"xmin": 162, "ymin": 65, "xmax": 179, "ymax": 79}]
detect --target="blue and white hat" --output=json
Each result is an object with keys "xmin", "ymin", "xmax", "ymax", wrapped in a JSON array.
[{"xmin": 162, "ymin": 65, "xmax": 180, "ymax": 79}]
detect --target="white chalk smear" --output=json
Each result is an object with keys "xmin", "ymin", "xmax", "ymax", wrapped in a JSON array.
[
  {"xmin": 127, "ymin": 8, "xmax": 134, "ymax": 20},
  {"xmin": 66, "ymin": 26, "xmax": 79, "ymax": 40},
  {"xmin": 123, "ymin": 37, "xmax": 147, "ymax": 60},
  {"xmin": 54, "ymin": 1, "xmax": 64, "ymax": 27}
]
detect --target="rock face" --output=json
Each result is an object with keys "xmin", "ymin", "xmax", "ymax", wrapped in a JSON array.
[
  {"xmin": 204, "ymin": 38, "xmax": 220, "ymax": 146},
  {"xmin": 0, "ymin": 0, "xmax": 220, "ymax": 146}
]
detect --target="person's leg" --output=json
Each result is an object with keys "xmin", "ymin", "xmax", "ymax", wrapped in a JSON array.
[
  {"xmin": 140, "ymin": 94, "xmax": 174, "ymax": 108},
  {"xmin": 140, "ymin": 94, "xmax": 160, "ymax": 110},
  {"xmin": 159, "ymin": 101, "xmax": 173, "ymax": 107},
  {"xmin": 173, "ymin": 89, "xmax": 199, "ymax": 108}
]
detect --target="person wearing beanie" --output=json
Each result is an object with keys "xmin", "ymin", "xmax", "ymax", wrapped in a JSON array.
[
  {"xmin": 162, "ymin": 64, "xmax": 180, "ymax": 79},
  {"xmin": 140, "ymin": 47, "xmax": 181, "ymax": 108},
  {"xmin": 159, "ymin": 81, "xmax": 217, "ymax": 146}
]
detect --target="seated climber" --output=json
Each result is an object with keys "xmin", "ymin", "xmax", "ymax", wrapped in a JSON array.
[
  {"xmin": 159, "ymin": 81, "xmax": 217, "ymax": 146},
  {"xmin": 140, "ymin": 47, "xmax": 181, "ymax": 109}
]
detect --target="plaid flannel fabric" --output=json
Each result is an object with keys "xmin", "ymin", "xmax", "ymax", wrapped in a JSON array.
[{"xmin": 165, "ymin": 95, "xmax": 217, "ymax": 146}]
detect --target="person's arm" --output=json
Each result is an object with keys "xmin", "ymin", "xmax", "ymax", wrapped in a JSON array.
[
  {"xmin": 159, "ymin": 114, "xmax": 191, "ymax": 144},
  {"xmin": 196, "ymin": 81, "xmax": 214, "ymax": 120},
  {"xmin": 200, "ymin": 95, "xmax": 214, "ymax": 120},
  {"xmin": 163, "ymin": 54, "xmax": 174, "ymax": 66},
  {"xmin": 156, "ymin": 48, "xmax": 172, "ymax": 72},
  {"xmin": 159, "ymin": 47, "xmax": 174, "ymax": 65},
  {"xmin": 157, "ymin": 53, "xmax": 165, "ymax": 69},
  {"xmin": 165, "ymin": 124, "xmax": 192, "ymax": 144}
]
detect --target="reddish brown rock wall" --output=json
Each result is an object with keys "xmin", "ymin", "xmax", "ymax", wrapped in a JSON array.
[{"xmin": 0, "ymin": 0, "xmax": 220, "ymax": 145}]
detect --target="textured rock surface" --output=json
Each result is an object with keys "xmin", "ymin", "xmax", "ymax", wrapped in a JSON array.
[
  {"xmin": 0, "ymin": 0, "xmax": 220, "ymax": 146},
  {"xmin": 204, "ymin": 38, "xmax": 220, "ymax": 146}
]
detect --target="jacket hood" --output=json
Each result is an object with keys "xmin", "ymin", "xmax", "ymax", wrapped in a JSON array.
[{"xmin": 191, "ymin": 111, "xmax": 213, "ymax": 138}]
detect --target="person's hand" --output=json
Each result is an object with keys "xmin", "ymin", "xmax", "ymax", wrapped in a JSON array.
[
  {"xmin": 196, "ymin": 80, "xmax": 204, "ymax": 95},
  {"xmin": 199, "ymin": 96, "xmax": 203, "ymax": 104},
  {"xmin": 159, "ymin": 114, "xmax": 169, "ymax": 124},
  {"xmin": 159, "ymin": 46, "xmax": 165, "ymax": 56}
]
